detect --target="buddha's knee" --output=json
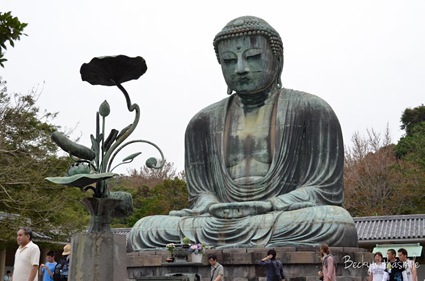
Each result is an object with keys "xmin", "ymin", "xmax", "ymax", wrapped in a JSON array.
[
  {"xmin": 277, "ymin": 205, "xmax": 354, "ymax": 223},
  {"xmin": 272, "ymin": 205, "xmax": 357, "ymax": 243},
  {"xmin": 132, "ymin": 215, "xmax": 180, "ymax": 231}
]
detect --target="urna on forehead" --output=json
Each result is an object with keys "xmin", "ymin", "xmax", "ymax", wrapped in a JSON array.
[{"xmin": 213, "ymin": 16, "xmax": 283, "ymax": 63}]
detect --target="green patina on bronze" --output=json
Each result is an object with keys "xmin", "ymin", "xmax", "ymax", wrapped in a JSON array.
[
  {"xmin": 128, "ymin": 16, "xmax": 358, "ymax": 250},
  {"xmin": 46, "ymin": 55, "xmax": 165, "ymax": 233}
]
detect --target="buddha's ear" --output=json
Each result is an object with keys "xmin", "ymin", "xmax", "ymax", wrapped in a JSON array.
[
  {"xmin": 276, "ymin": 76, "xmax": 282, "ymax": 89},
  {"xmin": 227, "ymin": 87, "xmax": 233, "ymax": 95},
  {"xmin": 277, "ymin": 55, "xmax": 283, "ymax": 88}
]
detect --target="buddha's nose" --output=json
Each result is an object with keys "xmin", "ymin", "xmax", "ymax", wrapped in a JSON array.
[{"xmin": 236, "ymin": 59, "xmax": 249, "ymax": 74}]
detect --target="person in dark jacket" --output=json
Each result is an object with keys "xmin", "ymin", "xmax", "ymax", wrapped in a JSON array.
[{"xmin": 259, "ymin": 249, "xmax": 285, "ymax": 281}]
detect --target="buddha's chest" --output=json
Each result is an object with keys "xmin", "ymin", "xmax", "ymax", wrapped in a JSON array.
[{"xmin": 224, "ymin": 102, "xmax": 274, "ymax": 169}]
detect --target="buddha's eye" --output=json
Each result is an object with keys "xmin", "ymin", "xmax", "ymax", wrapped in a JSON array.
[
  {"xmin": 221, "ymin": 52, "xmax": 237, "ymax": 65},
  {"xmin": 222, "ymin": 58, "xmax": 237, "ymax": 65},
  {"xmin": 246, "ymin": 53, "xmax": 261, "ymax": 61},
  {"xmin": 245, "ymin": 49, "xmax": 263, "ymax": 61}
]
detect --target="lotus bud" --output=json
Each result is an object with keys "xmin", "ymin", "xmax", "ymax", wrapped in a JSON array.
[{"xmin": 99, "ymin": 100, "xmax": 110, "ymax": 117}]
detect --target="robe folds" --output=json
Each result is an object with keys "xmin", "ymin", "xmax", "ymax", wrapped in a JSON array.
[{"xmin": 127, "ymin": 88, "xmax": 358, "ymax": 251}]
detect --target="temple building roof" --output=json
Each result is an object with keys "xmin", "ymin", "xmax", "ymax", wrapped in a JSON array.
[{"xmin": 354, "ymin": 213, "xmax": 425, "ymax": 243}]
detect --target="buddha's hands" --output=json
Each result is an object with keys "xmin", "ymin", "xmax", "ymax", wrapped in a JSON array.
[
  {"xmin": 169, "ymin": 207, "xmax": 208, "ymax": 217},
  {"xmin": 209, "ymin": 201, "xmax": 273, "ymax": 219}
]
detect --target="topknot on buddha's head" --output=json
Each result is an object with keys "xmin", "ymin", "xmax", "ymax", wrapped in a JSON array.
[{"xmin": 213, "ymin": 16, "xmax": 283, "ymax": 64}]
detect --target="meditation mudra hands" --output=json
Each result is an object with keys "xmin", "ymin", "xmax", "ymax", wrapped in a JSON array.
[
  {"xmin": 169, "ymin": 200, "xmax": 272, "ymax": 218},
  {"xmin": 209, "ymin": 201, "xmax": 273, "ymax": 218},
  {"xmin": 169, "ymin": 197, "xmax": 317, "ymax": 218}
]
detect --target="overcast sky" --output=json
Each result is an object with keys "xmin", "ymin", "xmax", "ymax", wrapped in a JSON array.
[{"xmin": 1, "ymin": 0, "xmax": 424, "ymax": 174}]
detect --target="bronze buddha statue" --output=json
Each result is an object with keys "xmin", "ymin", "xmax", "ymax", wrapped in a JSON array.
[{"xmin": 128, "ymin": 16, "xmax": 358, "ymax": 250}]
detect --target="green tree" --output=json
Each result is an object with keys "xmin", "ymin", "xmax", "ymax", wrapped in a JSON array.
[
  {"xmin": 0, "ymin": 11, "xmax": 27, "ymax": 67},
  {"xmin": 109, "ymin": 162, "xmax": 188, "ymax": 227},
  {"xmin": 124, "ymin": 178, "xmax": 188, "ymax": 227},
  {"xmin": 396, "ymin": 104, "xmax": 425, "ymax": 168},
  {"xmin": 125, "ymin": 161, "xmax": 184, "ymax": 189},
  {"xmin": 399, "ymin": 104, "xmax": 425, "ymax": 136},
  {"xmin": 392, "ymin": 104, "xmax": 425, "ymax": 213},
  {"xmin": 0, "ymin": 78, "xmax": 88, "ymax": 242}
]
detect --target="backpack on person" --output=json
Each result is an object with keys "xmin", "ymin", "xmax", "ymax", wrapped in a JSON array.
[
  {"xmin": 60, "ymin": 257, "xmax": 70, "ymax": 280},
  {"xmin": 271, "ymin": 259, "xmax": 285, "ymax": 281},
  {"xmin": 53, "ymin": 257, "xmax": 70, "ymax": 281},
  {"xmin": 53, "ymin": 262, "xmax": 63, "ymax": 281},
  {"xmin": 320, "ymin": 254, "xmax": 336, "ymax": 280},
  {"xmin": 323, "ymin": 254, "xmax": 336, "ymax": 269}
]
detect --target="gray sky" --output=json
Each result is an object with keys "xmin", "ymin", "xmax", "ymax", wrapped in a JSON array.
[{"xmin": 1, "ymin": 0, "xmax": 424, "ymax": 174}]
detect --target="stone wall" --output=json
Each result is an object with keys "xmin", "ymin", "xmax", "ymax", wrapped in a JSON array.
[{"xmin": 127, "ymin": 246, "xmax": 373, "ymax": 281}]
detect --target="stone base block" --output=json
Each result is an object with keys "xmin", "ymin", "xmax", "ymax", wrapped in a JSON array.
[{"xmin": 70, "ymin": 232, "xmax": 126, "ymax": 281}]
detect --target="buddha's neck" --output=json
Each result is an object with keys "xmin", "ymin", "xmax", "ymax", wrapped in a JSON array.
[{"xmin": 236, "ymin": 85, "xmax": 278, "ymax": 111}]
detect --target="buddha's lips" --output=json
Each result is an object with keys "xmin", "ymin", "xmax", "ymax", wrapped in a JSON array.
[{"xmin": 238, "ymin": 77, "xmax": 250, "ymax": 83}]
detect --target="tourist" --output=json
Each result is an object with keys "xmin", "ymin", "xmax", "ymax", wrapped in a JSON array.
[
  {"xmin": 208, "ymin": 254, "xmax": 224, "ymax": 281},
  {"xmin": 259, "ymin": 249, "xmax": 285, "ymax": 281},
  {"xmin": 368, "ymin": 252, "xmax": 386, "ymax": 281},
  {"xmin": 397, "ymin": 248, "xmax": 417, "ymax": 281},
  {"xmin": 318, "ymin": 244, "xmax": 336, "ymax": 281},
  {"xmin": 13, "ymin": 227, "xmax": 40, "ymax": 281},
  {"xmin": 385, "ymin": 249, "xmax": 405, "ymax": 281},
  {"xmin": 3, "ymin": 270, "xmax": 12, "ymax": 281},
  {"xmin": 56, "ymin": 244, "xmax": 71, "ymax": 281},
  {"xmin": 39, "ymin": 251, "xmax": 57, "ymax": 281}
]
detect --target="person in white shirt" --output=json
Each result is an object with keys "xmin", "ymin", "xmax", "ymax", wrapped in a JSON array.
[
  {"xmin": 13, "ymin": 227, "xmax": 40, "ymax": 281},
  {"xmin": 398, "ymin": 248, "xmax": 417, "ymax": 281},
  {"xmin": 368, "ymin": 252, "xmax": 386, "ymax": 281},
  {"xmin": 3, "ymin": 270, "xmax": 12, "ymax": 281}
]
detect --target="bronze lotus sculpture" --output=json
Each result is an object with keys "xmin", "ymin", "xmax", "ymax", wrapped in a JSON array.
[{"xmin": 46, "ymin": 55, "xmax": 164, "ymax": 232}]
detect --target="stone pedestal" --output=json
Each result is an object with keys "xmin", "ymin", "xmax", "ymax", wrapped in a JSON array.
[
  {"xmin": 127, "ymin": 246, "xmax": 373, "ymax": 281},
  {"xmin": 70, "ymin": 232, "xmax": 126, "ymax": 281}
]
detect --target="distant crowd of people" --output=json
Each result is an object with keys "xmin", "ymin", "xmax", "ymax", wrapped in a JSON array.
[
  {"xmin": 208, "ymin": 243, "xmax": 418, "ymax": 281},
  {"xmin": 5, "ymin": 227, "xmax": 419, "ymax": 281},
  {"xmin": 369, "ymin": 248, "xmax": 418, "ymax": 281},
  {"xmin": 318, "ymin": 244, "xmax": 418, "ymax": 281}
]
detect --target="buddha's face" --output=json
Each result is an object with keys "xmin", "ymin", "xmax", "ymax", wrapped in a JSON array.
[{"xmin": 218, "ymin": 35, "xmax": 279, "ymax": 95}]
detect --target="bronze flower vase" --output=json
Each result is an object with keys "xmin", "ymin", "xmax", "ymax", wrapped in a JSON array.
[{"xmin": 173, "ymin": 245, "xmax": 189, "ymax": 262}]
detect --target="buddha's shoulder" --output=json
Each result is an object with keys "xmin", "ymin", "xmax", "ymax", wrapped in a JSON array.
[
  {"xmin": 280, "ymin": 88, "xmax": 332, "ymax": 108},
  {"xmin": 189, "ymin": 96, "xmax": 230, "ymax": 121}
]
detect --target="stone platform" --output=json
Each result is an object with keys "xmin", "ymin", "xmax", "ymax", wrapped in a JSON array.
[{"xmin": 127, "ymin": 246, "xmax": 373, "ymax": 281}]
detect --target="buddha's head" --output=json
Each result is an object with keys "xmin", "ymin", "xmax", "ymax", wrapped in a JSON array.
[{"xmin": 213, "ymin": 16, "xmax": 283, "ymax": 95}]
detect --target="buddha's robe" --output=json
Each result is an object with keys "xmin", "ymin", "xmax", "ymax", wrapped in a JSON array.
[{"xmin": 127, "ymin": 88, "xmax": 358, "ymax": 251}]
